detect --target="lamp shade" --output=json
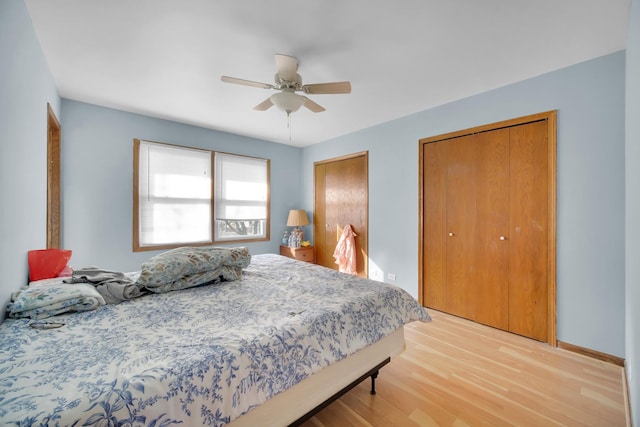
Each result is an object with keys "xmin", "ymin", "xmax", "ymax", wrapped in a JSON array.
[
  {"xmin": 271, "ymin": 91, "xmax": 305, "ymax": 114},
  {"xmin": 286, "ymin": 209, "xmax": 310, "ymax": 227}
]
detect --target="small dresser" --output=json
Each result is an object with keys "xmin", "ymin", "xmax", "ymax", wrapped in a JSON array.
[{"xmin": 279, "ymin": 245, "xmax": 315, "ymax": 264}]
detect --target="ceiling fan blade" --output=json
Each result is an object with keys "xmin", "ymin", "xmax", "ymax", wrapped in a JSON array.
[
  {"xmin": 302, "ymin": 97, "xmax": 325, "ymax": 113},
  {"xmin": 275, "ymin": 54, "xmax": 298, "ymax": 81},
  {"xmin": 253, "ymin": 97, "xmax": 274, "ymax": 111},
  {"xmin": 302, "ymin": 81, "xmax": 352, "ymax": 94},
  {"xmin": 221, "ymin": 76, "xmax": 273, "ymax": 89}
]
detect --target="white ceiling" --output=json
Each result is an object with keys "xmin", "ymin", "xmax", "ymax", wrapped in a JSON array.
[{"xmin": 25, "ymin": 0, "xmax": 630, "ymax": 147}]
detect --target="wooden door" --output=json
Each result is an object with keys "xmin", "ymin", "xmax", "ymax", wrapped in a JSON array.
[
  {"xmin": 474, "ymin": 128, "xmax": 510, "ymax": 330},
  {"xmin": 314, "ymin": 162, "xmax": 328, "ymax": 267},
  {"xmin": 419, "ymin": 111, "xmax": 556, "ymax": 345},
  {"xmin": 445, "ymin": 135, "xmax": 477, "ymax": 320},
  {"xmin": 422, "ymin": 141, "xmax": 448, "ymax": 311},
  {"xmin": 508, "ymin": 121, "xmax": 549, "ymax": 341},
  {"xmin": 314, "ymin": 153, "xmax": 368, "ymax": 277},
  {"xmin": 423, "ymin": 130, "xmax": 511, "ymax": 329}
]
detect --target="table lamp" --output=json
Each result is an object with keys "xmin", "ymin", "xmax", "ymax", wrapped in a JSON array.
[{"xmin": 286, "ymin": 209, "xmax": 310, "ymax": 246}]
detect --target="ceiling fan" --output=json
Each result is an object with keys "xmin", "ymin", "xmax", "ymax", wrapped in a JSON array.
[{"xmin": 221, "ymin": 54, "xmax": 351, "ymax": 115}]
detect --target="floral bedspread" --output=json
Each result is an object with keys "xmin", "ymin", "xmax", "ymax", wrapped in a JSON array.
[{"xmin": 0, "ymin": 254, "xmax": 430, "ymax": 426}]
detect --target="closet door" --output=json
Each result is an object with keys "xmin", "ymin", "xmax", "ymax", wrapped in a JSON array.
[
  {"xmin": 423, "ymin": 141, "xmax": 448, "ymax": 311},
  {"xmin": 314, "ymin": 153, "xmax": 368, "ymax": 277},
  {"xmin": 445, "ymin": 135, "xmax": 477, "ymax": 320},
  {"xmin": 509, "ymin": 121, "xmax": 548, "ymax": 341},
  {"xmin": 423, "ymin": 129, "xmax": 511, "ymax": 329},
  {"xmin": 420, "ymin": 111, "xmax": 556, "ymax": 344},
  {"xmin": 474, "ymin": 129, "xmax": 510, "ymax": 330},
  {"xmin": 423, "ymin": 135, "xmax": 490, "ymax": 322}
]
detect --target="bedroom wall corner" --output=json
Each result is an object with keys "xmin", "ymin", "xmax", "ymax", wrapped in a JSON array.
[
  {"xmin": 0, "ymin": 0, "xmax": 61, "ymax": 318},
  {"xmin": 625, "ymin": 0, "xmax": 639, "ymax": 424}
]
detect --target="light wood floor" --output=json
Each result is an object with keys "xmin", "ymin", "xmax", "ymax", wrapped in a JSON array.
[{"xmin": 302, "ymin": 310, "xmax": 629, "ymax": 427}]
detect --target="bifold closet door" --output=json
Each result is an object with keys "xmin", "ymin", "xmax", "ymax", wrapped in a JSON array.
[
  {"xmin": 422, "ymin": 141, "xmax": 448, "ymax": 312},
  {"xmin": 474, "ymin": 129, "xmax": 510, "ymax": 330},
  {"xmin": 508, "ymin": 121, "xmax": 548, "ymax": 342},
  {"xmin": 424, "ymin": 130, "xmax": 511, "ymax": 327},
  {"xmin": 421, "ymin": 111, "xmax": 555, "ymax": 344},
  {"xmin": 445, "ymin": 135, "xmax": 477, "ymax": 320},
  {"xmin": 423, "ymin": 135, "xmax": 479, "ymax": 320}
]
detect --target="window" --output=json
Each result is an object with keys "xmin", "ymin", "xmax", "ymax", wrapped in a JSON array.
[
  {"xmin": 214, "ymin": 152, "xmax": 269, "ymax": 242},
  {"xmin": 133, "ymin": 139, "xmax": 270, "ymax": 251}
]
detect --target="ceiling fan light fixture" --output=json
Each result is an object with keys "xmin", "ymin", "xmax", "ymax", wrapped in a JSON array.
[
  {"xmin": 222, "ymin": 54, "xmax": 349, "ymax": 116},
  {"xmin": 270, "ymin": 91, "xmax": 305, "ymax": 114}
]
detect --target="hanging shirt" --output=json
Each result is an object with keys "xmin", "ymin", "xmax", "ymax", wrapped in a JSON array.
[{"xmin": 333, "ymin": 225, "xmax": 357, "ymax": 275}]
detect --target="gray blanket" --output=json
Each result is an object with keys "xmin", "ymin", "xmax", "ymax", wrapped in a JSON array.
[{"xmin": 64, "ymin": 267, "xmax": 147, "ymax": 304}]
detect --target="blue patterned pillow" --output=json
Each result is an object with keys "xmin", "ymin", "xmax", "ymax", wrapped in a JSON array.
[{"xmin": 136, "ymin": 246, "xmax": 251, "ymax": 292}]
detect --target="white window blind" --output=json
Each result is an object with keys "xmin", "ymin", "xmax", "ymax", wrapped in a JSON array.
[
  {"xmin": 214, "ymin": 152, "xmax": 268, "ymax": 241},
  {"xmin": 138, "ymin": 141, "xmax": 212, "ymax": 246}
]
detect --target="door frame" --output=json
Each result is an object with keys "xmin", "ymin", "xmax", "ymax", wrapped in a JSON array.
[
  {"xmin": 418, "ymin": 110, "xmax": 557, "ymax": 346},
  {"xmin": 47, "ymin": 103, "xmax": 61, "ymax": 249}
]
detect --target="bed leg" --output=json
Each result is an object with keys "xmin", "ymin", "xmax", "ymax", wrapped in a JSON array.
[
  {"xmin": 290, "ymin": 358, "xmax": 390, "ymax": 426},
  {"xmin": 370, "ymin": 370, "xmax": 379, "ymax": 395}
]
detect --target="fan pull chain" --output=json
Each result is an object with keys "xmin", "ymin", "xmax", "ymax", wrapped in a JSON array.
[{"xmin": 285, "ymin": 111, "xmax": 294, "ymax": 144}]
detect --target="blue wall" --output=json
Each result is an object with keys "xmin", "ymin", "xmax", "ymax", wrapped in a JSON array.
[
  {"xmin": 626, "ymin": 0, "xmax": 639, "ymax": 423},
  {"xmin": 302, "ymin": 51, "xmax": 627, "ymax": 358},
  {"xmin": 60, "ymin": 100, "xmax": 302, "ymax": 271},
  {"xmin": 0, "ymin": 0, "xmax": 60, "ymax": 312}
]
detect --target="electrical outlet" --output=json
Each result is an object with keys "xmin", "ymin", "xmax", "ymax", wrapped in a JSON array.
[{"xmin": 387, "ymin": 273, "xmax": 396, "ymax": 280}]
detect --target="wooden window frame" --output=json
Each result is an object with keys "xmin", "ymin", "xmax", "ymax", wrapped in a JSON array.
[{"xmin": 133, "ymin": 139, "xmax": 270, "ymax": 252}]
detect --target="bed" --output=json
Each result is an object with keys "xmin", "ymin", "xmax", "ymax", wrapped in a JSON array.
[{"xmin": 0, "ymin": 250, "xmax": 430, "ymax": 426}]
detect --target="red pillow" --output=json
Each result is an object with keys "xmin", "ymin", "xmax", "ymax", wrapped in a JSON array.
[{"xmin": 28, "ymin": 249, "xmax": 72, "ymax": 282}]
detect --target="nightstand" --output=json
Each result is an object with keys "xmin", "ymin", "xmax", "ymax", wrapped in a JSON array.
[{"xmin": 280, "ymin": 245, "xmax": 315, "ymax": 264}]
